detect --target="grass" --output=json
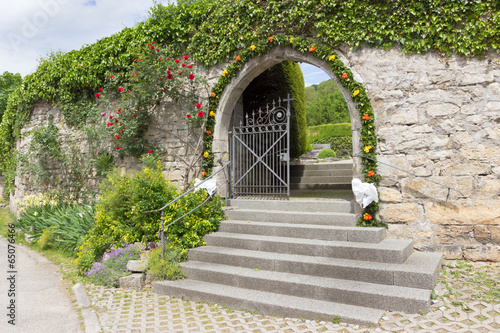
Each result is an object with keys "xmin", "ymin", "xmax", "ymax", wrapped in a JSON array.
[{"xmin": 0, "ymin": 207, "xmax": 15, "ymax": 236}]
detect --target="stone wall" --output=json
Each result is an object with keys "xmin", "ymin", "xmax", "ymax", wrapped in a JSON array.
[
  {"xmin": 344, "ymin": 46, "xmax": 500, "ymax": 261},
  {"xmin": 11, "ymin": 45, "xmax": 500, "ymax": 260}
]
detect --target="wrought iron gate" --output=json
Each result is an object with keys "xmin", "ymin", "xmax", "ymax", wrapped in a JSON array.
[{"xmin": 231, "ymin": 95, "xmax": 293, "ymax": 197}]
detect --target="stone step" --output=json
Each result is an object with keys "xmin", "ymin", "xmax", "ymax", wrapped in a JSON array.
[
  {"xmin": 290, "ymin": 169, "xmax": 353, "ymax": 177},
  {"xmin": 181, "ymin": 261, "xmax": 431, "ymax": 314},
  {"xmin": 290, "ymin": 175, "xmax": 353, "ymax": 184},
  {"xmin": 154, "ymin": 279, "xmax": 385, "ymax": 325},
  {"xmin": 290, "ymin": 182, "xmax": 352, "ymax": 190},
  {"xmin": 228, "ymin": 198, "xmax": 354, "ymax": 213},
  {"xmin": 204, "ymin": 233, "xmax": 414, "ymax": 264},
  {"xmin": 218, "ymin": 220, "xmax": 385, "ymax": 243},
  {"xmin": 225, "ymin": 209, "xmax": 357, "ymax": 226},
  {"xmin": 291, "ymin": 162, "xmax": 352, "ymax": 171},
  {"xmin": 188, "ymin": 246, "xmax": 441, "ymax": 289}
]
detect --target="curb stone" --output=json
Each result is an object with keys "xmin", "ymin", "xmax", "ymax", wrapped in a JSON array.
[{"xmin": 73, "ymin": 283, "xmax": 102, "ymax": 333}]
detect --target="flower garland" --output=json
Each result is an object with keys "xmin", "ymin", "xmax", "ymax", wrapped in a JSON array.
[{"xmin": 202, "ymin": 35, "xmax": 385, "ymax": 228}]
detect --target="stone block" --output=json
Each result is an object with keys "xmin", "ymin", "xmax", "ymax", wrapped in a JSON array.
[
  {"xmin": 386, "ymin": 223, "xmax": 410, "ymax": 240},
  {"xmin": 119, "ymin": 273, "xmax": 146, "ymax": 290},
  {"xmin": 490, "ymin": 226, "xmax": 500, "ymax": 244},
  {"xmin": 427, "ymin": 200, "xmax": 500, "ymax": 226},
  {"xmin": 382, "ymin": 203, "xmax": 423, "ymax": 223},
  {"xmin": 377, "ymin": 155, "xmax": 408, "ymax": 177},
  {"xmin": 437, "ymin": 225, "xmax": 474, "ymax": 245},
  {"xmin": 402, "ymin": 176, "xmax": 473, "ymax": 200},
  {"xmin": 463, "ymin": 245, "xmax": 500, "ymax": 262},
  {"xmin": 379, "ymin": 187, "xmax": 402, "ymax": 203},
  {"xmin": 426, "ymin": 103, "xmax": 459, "ymax": 117},
  {"xmin": 127, "ymin": 259, "xmax": 148, "ymax": 272},
  {"xmin": 474, "ymin": 225, "xmax": 491, "ymax": 244}
]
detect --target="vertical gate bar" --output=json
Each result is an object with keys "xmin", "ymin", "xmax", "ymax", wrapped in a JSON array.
[
  {"xmin": 287, "ymin": 94, "xmax": 291, "ymax": 197},
  {"xmin": 232, "ymin": 129, "xmax": 235, "ymax": 197}
]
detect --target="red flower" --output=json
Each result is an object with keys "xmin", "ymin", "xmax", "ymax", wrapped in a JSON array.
[
  {"xmin": 116, "ymin": 135, "xmax": 120, "ymax": 139},
  {"xmin": 367, "ymin": 170, "xmax": 375, "ymax": 177},
  {"xmin": 235, "ymin": 56, "xmax": 241, "ymax": 61},
  {"xmin": 118, "ymin": 87, "xmax": 123, "ymax": 92},
  {"xmin": 187, "ymin": 64, "xmax": 193, "ymax": 69},
  {"xmin": 268, "ymin": 37, "xmax": 273, "ymax": 43},
  {"xmin": 342, "ymin": 73, "xmax": 348, "ymax": 79},
  {"xmin": 196, "ymin": 103, "xmax": 201, "ymax": 109},
  {"xmin": 362, "ymin": 114, "xmax": 370, "ymax": 121},
  {"xmin": 186, "ymin": 114, "xmax": 191, "ymax": 119},
  {"xmin": 188, "ymin": 73, "xmax": 195, "ymax": 80},
  {"xmin": 211, "ymin": 92, "xmax": 216, "ymax": 98},
  {"xmin": 109, "ymin": 116, "xmax": 112, "ymax": 119},
  {"xmin": 151, "ymin": 45, "xmax": 155, "ymax": 49},
  {"xmin": 201, "ymin": 171, "xmax": 207, "ymax": 176},
  {"xmin": 206, "ymin": 130, "xmax": 211, "ymax": 135},
  {"xmin": 96, "ymin": 93, "xmax": 100, "ymax": 98},
  {"xmin": 182, "ymin": 63, "xmax": 186, "ymax": 67},
  {"xmin": 159, "ymin": 77, "xmax": 163, "ymax": 81},
  {"xmin": 152, "ymin": 41, "xmax": 155, "ymax": 44},
  {"xmin": 117, "ymin": 108, "xmax": 121, "ymax": 112},
  {"xmin": 133, "ymin": 114, "xmax": 136, "ymax": 117},
  {"xmin": 167, "ymin": 70, "xmax": 171, "ymax": 74},
  {"xmin": 148, "ymin": 150, "xmax": 153, "ymax": 154},
  {"xmin": 198, "ymin": 111, "xmax": 204, "ymax": 117},
  {"xmin": 98, "ymin": 87, "xmax": 102, "ymax": 92},
  {"xmin": 184, "ymin": 55, "xmax": 189, "ymax": 60},
  {"xmin": 156, "ymin": 48, "xmax": 160, "ymax": 52},
  {"xmin": 167, "ymin": 74, "xmax": 173, "ymax": 79},
  {"xmin": 175, "ymin": 59, "xmax": 180, "ymax": 63},
  {"xmin": 116, "ymin": 146, "xmax": 120, "ymax": 150},
  {"xmin": 158, "ymin": 57, "xmax": 162, "ymax": 61},
  {"xmin": 110, "ymin": 75, "xmax": 114, "ymax": 79}
]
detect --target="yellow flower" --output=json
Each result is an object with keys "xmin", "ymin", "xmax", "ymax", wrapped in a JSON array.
[
  {"xmin": 250, "ymin": 45, "xmax": 256, "ymax": 51},
  {"xmin": 209, "ymin": 111, "xmax": 216, "ymax": 117},
  {"xmin": 204, "ymin": 151, "xmax": 209, "ymax": 158},
  {"xmin": 222, "ymin": 70, "xmax": 228, "ymax": 77},
  {"xmin": 290, "ymin": 37, "xmax": 294, "ymax": 43},
  {"xmin": 328, "ymin": 55, "xmax": 336, "ymax": 61},
  {"xmin": 353, "ymin": 89, "xmax": 360, "ymax": 97},
  {"xmin": 364, "ymin": 146, "xmax": 372, "ymax": 153}
]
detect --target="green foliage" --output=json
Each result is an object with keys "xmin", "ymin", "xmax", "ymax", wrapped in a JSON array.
[
  {"xmin": 75, "ymin": 163, "xmax": 224, "ymax": 274},
  {"xmin": 317, "ymin": 148, "xmax": 336, "ymax": 159},
  {"xmin": 147, "ymin": 246, "xmax": 186, "ymax": 281},
  {"xmin": 305, "ymin": 80, "xmax": 349, "ymax": 126},
  {"xmin": 0, "ymin": 71, "xmax": 22, "ymax": 121},
  {"xmin": 16, "ymin": 203, "xmax": 96, "ymax": 255},
  {"xmin": 85, "ymin": 244, "xmax": 141, "ymax": 287},
  {"xmin": 307, "ymin": 123, "xmax": 352, "ymax": 142}
]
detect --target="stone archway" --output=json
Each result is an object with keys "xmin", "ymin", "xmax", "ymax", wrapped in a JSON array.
[{"xmin": 212, "ymin": 46, "xmax": 364, "ymax": 184}]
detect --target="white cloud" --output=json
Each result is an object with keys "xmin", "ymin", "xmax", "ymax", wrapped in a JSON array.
[
  {"xmin": 0, "ymin": 0, "xmax": 162, "ymax": 76},
  {"xmin": 299, "ymin": 62, "xmax": 331, "ymax": 87}
]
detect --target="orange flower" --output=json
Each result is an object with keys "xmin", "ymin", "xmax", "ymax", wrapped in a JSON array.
[
  {"xmin": 235, "ymin": 56, "xmax": 241, "ymax": 61},
  {"xmin": 268, "ymin": 37, "xmax": 273, "ymax": 43},
  {"xmin": 367, "ymin": 170, "xmax": 375, "ymax": 177},
  {"xmin": 201, "ymin": 171, "xmax": 207, "ymax": 176},
  {"xmin": 362, "ymin": 114, "xmax": 370, "ymax": 120},
  {"xmin": 206, "ymin": 130, "xmax": 211, "ymax": 135},
  {"xmin": 363, "ymin": 213, "xmax": 373, "ymax": 220},
  {"xmin": 309, "ymin": 46, "xmax": 316, "ymax": 52},
  {"xmin": 211, "ymin": 92, "xmax": 216, "ymax": 98},
  {"xmin": 341, "ymin": 73, "xmax": 348, "ymax": 79}
]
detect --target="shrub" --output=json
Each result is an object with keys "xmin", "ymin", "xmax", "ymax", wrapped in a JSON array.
[
  {"xmin": 318, "ymin": 149, "xmax": 336, "ymax": 159},
  {"xmin": 86, "ymin": 244, "xmax": 141, "ymax": 287},
  {"xmin": 16, "ymin": 198, "xmax": 95, "ymax": 255},
  {"xmin": 147, "ymin": 246, "xmax": 186, "ymax": 281},
  {"xmin": 75, "ymin": 162, "xmax": 224, "ymax": 275}
]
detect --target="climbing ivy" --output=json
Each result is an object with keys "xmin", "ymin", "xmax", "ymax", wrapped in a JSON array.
[{"xmin": 1, "ymin": 0, "xmax": 498, "ymax": 216}]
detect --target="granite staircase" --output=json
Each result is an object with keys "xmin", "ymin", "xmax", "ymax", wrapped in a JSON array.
[
  {"xmin": 290, "ymin": 160, "xmax": 353, "ymax": 191},
  {"xmin": 154, "ymin": 162, "xmax": 443, "ymax": 325}
]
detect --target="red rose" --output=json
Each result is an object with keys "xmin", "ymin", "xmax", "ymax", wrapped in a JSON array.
[
  {"xmin": 167, "ymin": 74, "xmax": 173, "ymax": 79},
  {"xmin": 148, "ymin": 150, "xmax": 153, "ymax": 154},
  {"xmin": 175, "ymin": 59, "xmax": 179, "ymax": 63},
  {"xmin": 184, "ymin": 55, "xmax": 189, "ymax": 60},
  {"xmin": 133, "ymin": 114, "xmax": 136, "ymax": 117},
  {"xmin": 188, "ymin": 73, "xmax": 195, "ymax": 80},
  {"xmin": 109, "ymin": 116, "xmax": 112, "ymax": 119},
  {"xmin": 116, "ymin": 135, "xmax": 120, "ymax": 139},
  {"xmin": 182, "ymin": 63, "xmax": 186, "ymax": 67},
  {"xmin": 96, "ymin": 93, "xmax": 100, "ymax": 98},
  {"xmin": 117, "ymin": 108, "xmax": 121, "ymax": 112},
  {"xmin": 156, "ymin": 48, "xmax": 159, "ymax": 52},
  {"xmin": 167, "ymin": 70, "xmax": 171, "ymax": 74},
  {"xmin": 158, "ymin": 57, "xmax": 162, "ymax": 61},
  {"xmin": 187, "ymin": 64, "xmax": 193, "ymax": 68},
  {"xmin": 196, "ymin": 103, "xmax": 201, "ymax": 109},
  {"xmin": 98, "ymin": 87, "xmax": 102, "ymax": 92},
  {"xmin": 151, "ymin": 45, "xmax": 154, "ymax": 49},
  {"xmin": 110, "ymin": 75, "xmax": 114, "ymax": 79},
  {"xmin": 159, "ymin": 77, "xmax": 163, "ymax": 81},
  {"xmin": 152, "ymin": 41, "xmax": 155, "ymax": 44},
  {"xmin": 118, "ymin": 87, "xmax": 123, "ymax": 92},
  {"xmin": 116, "ymin": 146, "xmax": 120, "ymax": 150},
  {"xmin": 198, "ymin": 111, "xmax": 204, "ymax": 117},
  {"xmin": 186, "ymin": 114, "xmax": 191, "ymax": 119}
]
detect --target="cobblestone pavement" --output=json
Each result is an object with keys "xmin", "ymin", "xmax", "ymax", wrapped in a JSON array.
[{"xmin": 85, "ymin": 260, "xmax": 499, "ymax": 332}]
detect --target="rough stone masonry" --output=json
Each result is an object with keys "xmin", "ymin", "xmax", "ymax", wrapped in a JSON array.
[{"xmin": 9, "ymin": 46, "xmax": 500, "ymax": 261}]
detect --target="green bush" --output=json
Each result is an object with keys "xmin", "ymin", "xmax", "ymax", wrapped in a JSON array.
[
  {"xmin": 147, "ymin": 246, "xmax": 186, "ymax": 281},
  {"xmin": 315, "ymin": 137, "xmax": 353, "ymax": 159},
  {"xmin": 318, "ymin": 149, "xmax": 336, "ymax": 159},
  {"xmin": 16, "ymin": 202, "xmax": 96, "ymax": 255},
  {"xmin": 75, "ymin": 162, "xmax": 224, "ymax": 275},
  {"xmin": 307, "ymin": 123, "xmax": 352, "ymax": 143}
]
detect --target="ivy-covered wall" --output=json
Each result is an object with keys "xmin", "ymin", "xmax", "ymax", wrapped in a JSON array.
[{"xmin": 2, "ymin": 0, "xmax": 500, "ymax": 259}]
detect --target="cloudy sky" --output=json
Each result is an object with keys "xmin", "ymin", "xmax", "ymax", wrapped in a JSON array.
[{"xmin": 0, "ymin": 0, "xmax": 329, "ymax": 85}]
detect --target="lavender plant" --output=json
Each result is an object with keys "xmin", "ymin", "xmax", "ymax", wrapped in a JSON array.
[{"xmin": 86, "ymin": 244, "xmax": 141, "ymax": 287}]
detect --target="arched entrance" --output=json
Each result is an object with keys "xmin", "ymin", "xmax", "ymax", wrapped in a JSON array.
[{"xmin": 212, "ymin": 47, "xmax": 363, "ymax": 192}]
